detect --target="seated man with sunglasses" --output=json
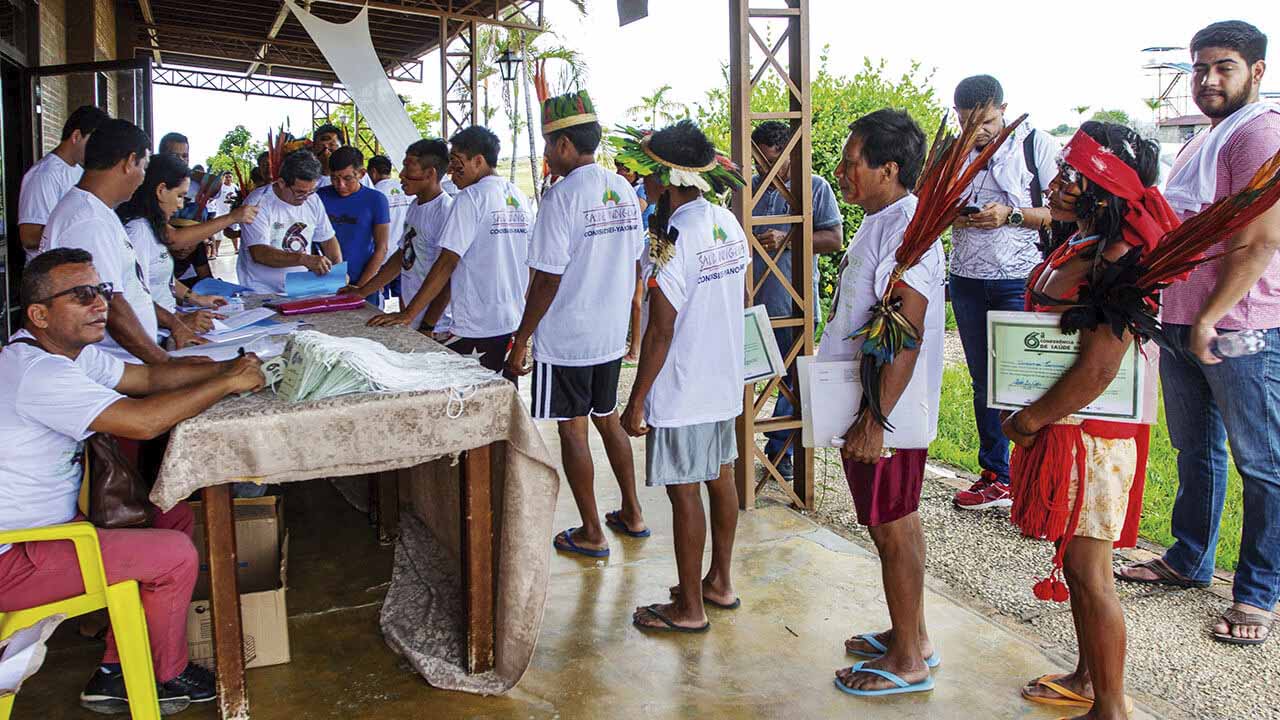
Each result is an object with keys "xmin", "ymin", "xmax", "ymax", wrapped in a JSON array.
[
  {"xmin": 236, "ymin": 149, "xmax": 343, "ymax": 295},
  {"xmin": 0, "ymin": 248, "xmax": 266, "ymax": 714}
]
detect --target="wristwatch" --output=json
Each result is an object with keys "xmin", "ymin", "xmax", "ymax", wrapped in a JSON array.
[{"xmin": 1007, "ymin": 207, "xmax": 1025, "ymax": 227}]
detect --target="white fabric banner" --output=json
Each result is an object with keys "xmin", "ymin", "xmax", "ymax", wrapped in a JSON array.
[{"xmin": 285, "ymin": 1, "xmax": 421, "ymax": 162}]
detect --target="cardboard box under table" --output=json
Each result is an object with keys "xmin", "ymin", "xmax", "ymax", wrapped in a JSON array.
[{"xmin": 185, "ymin": 496, "xmax": 289, "ymax": 670}]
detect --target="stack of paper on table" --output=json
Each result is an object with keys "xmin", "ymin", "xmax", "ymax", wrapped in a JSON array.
[{"xmin": 798, "ymin": 356, "xmax": 936, "ymax": 449}]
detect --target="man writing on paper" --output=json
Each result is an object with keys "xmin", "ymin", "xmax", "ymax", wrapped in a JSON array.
[
  {"xmin": 236, "ymin": 149, "xmax": 343, "ymax": 295},
  {"xmin": 368, "ymin": 126, "xmax": 532, "ymax": 378},
  {"xmin": 505, "ymin": 91, "xmax": 649, "ymax": 558},
  {"xmin": 820, "ymin": 110, "xmax": 945, "ymax": 697},
  {"xmin": 1004, "ymin": 123, "xmax": 1172, "ymax": 719},
  {"xmin": 618, "ymin": 120, "xmax": 748, "ymax": 633}
]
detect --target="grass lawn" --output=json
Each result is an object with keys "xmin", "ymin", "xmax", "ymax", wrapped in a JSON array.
[{"xmin": 929, "ymin": 364, "xmax": 1246, "ymax": 571}]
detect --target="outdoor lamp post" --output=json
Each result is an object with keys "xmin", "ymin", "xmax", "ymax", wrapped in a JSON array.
[{"xmin": 496, "ymin": 48, "xmax": 522, "ymax": 82}]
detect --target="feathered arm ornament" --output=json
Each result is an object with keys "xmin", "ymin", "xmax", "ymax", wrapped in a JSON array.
[{"xmin": 849, "ymin": 107, "xmax": 1027, "ymax": 430}]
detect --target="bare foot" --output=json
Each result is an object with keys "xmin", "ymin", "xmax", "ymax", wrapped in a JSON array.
[
  {"xmin": 1022, "ymin": 670, "xmax": 1093, "ymax": 703},
  {"xmin": 554, "ymin": 527, "xmax": 608, "ymax": 554},
  {"xmin": 835, "ymin": 654, "xmax": 929, "ymax": 692},
  {"xmin": 632, "ymin": 602, "xmax": 706, "ymax": 630},
  {"xmin": 1212, "ymin": 602, "xmax": 1274, "ymax": 642},
  {"xmin": 669, "ymin": 576, "xmax": 737, "ymax": 608},
  {"xmin": 844, "ymin": 629, "xmax": 934, "ymax": 661},
  {"xmin": 606, "ymin": 509, "xmax": 648, "ymax": 535}
]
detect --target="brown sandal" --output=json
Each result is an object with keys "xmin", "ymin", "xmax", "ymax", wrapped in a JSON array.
[
  {"xmin": 1114, "ymin": 558, "xmax": 1209, "ymax": 588},
  {"xmin": 1211, "ymin": 608, "xmax": 1273, "ymax": 646}
]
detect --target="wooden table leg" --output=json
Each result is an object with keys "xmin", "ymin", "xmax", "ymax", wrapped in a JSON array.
[
  {"xmin": 460, "ymin": 444, "xmax": 494, "ymax": 674},
  {"xmin": 375, "ymin": 470, "xmax": 401, "ymax": 545},
  {"xmin": 202, "ymin": 484, "xmax": 248, "ymax": 719}
]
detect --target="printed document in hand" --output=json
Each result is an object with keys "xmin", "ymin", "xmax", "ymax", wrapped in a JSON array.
[{"xmin": 798, "ymin": 356, "xmax": 935, "ymax": 449}]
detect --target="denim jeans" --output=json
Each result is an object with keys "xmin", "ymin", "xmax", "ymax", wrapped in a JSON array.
[
  {"xmin": 948, "ymin": 274, "xmax": 1027, "ymax": 485},
  {"xmin": 765, "ymin": 326, "xmax": 798, "ymax": 463},
  {"xmin": 1161, "ymin": 324, "xmax": 1280, "ymax": 611}
]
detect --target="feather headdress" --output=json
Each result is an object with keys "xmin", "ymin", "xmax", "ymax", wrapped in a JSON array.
[
  {"xmin": 608, "ymin": 125, "xmax": 744, "ymax": 195},
  {"xmin": 850, "ymin": 107, "xmax": 1027, "ymax": 430}
]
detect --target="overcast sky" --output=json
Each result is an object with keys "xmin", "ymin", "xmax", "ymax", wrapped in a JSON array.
[{"xmin": 154, "ymin": 0, "xmax": 1277, "ymax": 167}]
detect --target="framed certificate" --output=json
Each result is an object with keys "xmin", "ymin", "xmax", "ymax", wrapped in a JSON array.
[
  {"xmin": 986, "ymin": 311, "xmax": 1145, "ymax": 421},
  {"xmin": 744, "ymin": 304, "xmax": 786, "ymax": 383}
]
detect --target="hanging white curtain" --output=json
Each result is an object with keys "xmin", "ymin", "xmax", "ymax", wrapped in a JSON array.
[{"xmin": 285, "ymin": 1, "xmax": 421, "ymax": 161}]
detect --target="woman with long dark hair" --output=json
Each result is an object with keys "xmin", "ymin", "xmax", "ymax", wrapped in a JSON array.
[{"xmin": 118, "ymin": 153, "xmax": 230, "ymax": 338}]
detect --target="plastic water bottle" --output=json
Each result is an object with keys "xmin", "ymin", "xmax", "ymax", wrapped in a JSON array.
[{"xmin": 1210, "ymin": 329, "xmax": 1267, "ymax": 359}]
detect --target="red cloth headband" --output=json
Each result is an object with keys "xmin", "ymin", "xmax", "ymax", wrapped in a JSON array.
[{"xmin": 1062, "ymin": 129, "xmax": 1181, "ymax": 254}]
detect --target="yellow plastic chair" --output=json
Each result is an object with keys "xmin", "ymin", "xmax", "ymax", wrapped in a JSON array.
[{"xmin": 0, "ymin": 522, "xmax": 161, "ymax": 720}]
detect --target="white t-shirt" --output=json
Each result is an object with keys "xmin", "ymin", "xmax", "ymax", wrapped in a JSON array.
[
  {"xmin": 125, "ymin": 218, "xmax": 179, "ymax": 313},
  {"xmin": 817, "ymin": 193, "xmax": 944, "ymax": 439},
  {"xmin": 41, "ymin": 188, "xmax": 159, "ymax": 363},
  {"xmin": 18, "ymin": 153, "xmax": 83, "ymax": 260},
  {"xmin": 437, "ymin": 175, "xmax": 532, "ymax": 338},
  {"xmin": 0, "ymin": 331, "xmax": 125, "ymax": 554},
  {"xmin": 236, "ymin": 187, "xmax": 336, "ymax": 294},
  {"xmin": 644, "ymin": 199, "xmax": 749, "ymax": 428},
  {"xmin": 528, "ymin": 164, "xmax": 644, "ymax": 366},
  {"xmin": 399, "ymin": 192, "xmax": 454, "ymax": 329},
  {"xmin": 375, "ymin": 178, "xmax": 414, "ymax": 256}
]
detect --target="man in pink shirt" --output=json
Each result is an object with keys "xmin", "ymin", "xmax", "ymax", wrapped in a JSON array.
[{"xmin": 1117, "ymin": 20, "xmax": 1280, "ymax": 646}]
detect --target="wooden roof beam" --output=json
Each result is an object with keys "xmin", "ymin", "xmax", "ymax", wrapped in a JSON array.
[
  {"xmin": 310, "ymin": 0, "xmax": 543, "ymax": 33},
  {"xmin": 135, "ymin": 0, "xmax": 162, "ymax": 64},
  {"xmin": 245, "ymin": 0, "xmax": 294, "ymax": 77}
]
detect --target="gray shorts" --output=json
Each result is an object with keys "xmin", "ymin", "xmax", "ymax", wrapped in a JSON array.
[{"xmin": 645, "ymin": 418, "xmax": 738, "ymax": 487}]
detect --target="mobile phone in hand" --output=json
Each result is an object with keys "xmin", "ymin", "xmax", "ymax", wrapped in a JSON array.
[{"xmin": 959, "ymin": 206, "xmax": 980, "ymax": 216}]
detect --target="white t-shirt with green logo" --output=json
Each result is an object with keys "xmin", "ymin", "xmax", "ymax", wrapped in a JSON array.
[
  {"xmin": 399, "ymin": 192, "xmax": 454, "ymax": 329},
  {"xmin": 644, "ymin": 198, "xmax": 749, "ymax": 428},
  {"xmin": 437, "ymin": 175, "xmax": 532, "ymax": 338},
  {"xmin": 236, "ymin": 188, "xmax": 335, "ymax": 294},
  {"xmin": 528, "ymin": 164, "xmax": 644, "ymax": 366}
]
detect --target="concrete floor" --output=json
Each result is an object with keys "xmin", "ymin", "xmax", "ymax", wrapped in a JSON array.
[{"xmin": 12, "ymin": 415, "xmax": 1160, "ymax": 720}]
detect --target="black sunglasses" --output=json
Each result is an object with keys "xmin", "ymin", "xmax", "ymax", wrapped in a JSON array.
[{"xmin": 32, "ymin": 282, "xmax": 115, "ymax": 306}]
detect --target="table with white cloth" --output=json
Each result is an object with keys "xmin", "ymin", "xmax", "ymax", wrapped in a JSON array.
[{"xmin": 151, "ymin": 301, "xmax": 559, "ymax": 719}]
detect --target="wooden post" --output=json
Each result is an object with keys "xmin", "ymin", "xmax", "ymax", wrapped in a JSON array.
[
  {"xmin": 375, "ymin": 470, "xmax": 401, "ymax": 544},
  {"xmin": 460, "ymin": 444, "xmax": 494, "ymax": 674},
  {"xmin": 201, "ymin": 483, "xmax": 247, "ymax": 720},
  {"xmin": 729, "ymin": 0, "xmax": 815, "ymax": 511}
]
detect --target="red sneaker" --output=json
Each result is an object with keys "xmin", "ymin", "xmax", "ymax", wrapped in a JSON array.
[{"xmin": 953, "ymin": 472, "xmax": 1012, "ymax": 510}]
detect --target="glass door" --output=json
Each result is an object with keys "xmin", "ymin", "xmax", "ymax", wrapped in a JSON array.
[{"xmin": 28, "ymin": 57, "xmax": 153, "ymax": 155}]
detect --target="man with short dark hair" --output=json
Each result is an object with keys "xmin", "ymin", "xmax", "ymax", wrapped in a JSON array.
[
  {"xmin": 0, "ymin": 247, "xmax": 265, "ymax": 714},
  {"xmin": 947, "ymin": 74, "xmax": 1060, "ymax": 511},
  {"xmin": 40, "ymin": 119, "xmax": 203, "ymax": 363},
  {"xmin": 18, "ymin": 106, "xmax": 111, "ymax": 260},
  {"xmin": 347, "ymin": 140, "xmax": 454, "ymax": 331},
  {"xmin": 826, "ymin": 109, "xmax": 944, "ymax": 697},
  {"xmin": 157, "ymin": 132, "xmax": 190, "ymax": 164},
  {"xmin": 236, "ymin": 149, "xmax": 342, "ymax": 295},
  {"xmin": 1117, "ymin": 20, "xmax": 1280, "ymax": 646},
  {"xmin": 312, "ymin": 123, "xmax": 344, "ymax": 188},
  {"xmin": 748, "ymin": 120, "xmax": 844, "ymax": 481},
  {"xmin": 318, "ymin": 146, "xmax": 389, "ymax": 303},
  {"xmin": 505, "ymin": 91, "xmax": 648, "ymax": 557},
  {"xmin": 368, "ymin": 126, "xmax": 531, "ymax": 378}
]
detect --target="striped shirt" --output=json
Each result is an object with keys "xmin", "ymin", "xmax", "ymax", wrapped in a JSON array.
[{"xmin": 1163, "ymin": 112, "xmax": 1280, "ymax": 329}]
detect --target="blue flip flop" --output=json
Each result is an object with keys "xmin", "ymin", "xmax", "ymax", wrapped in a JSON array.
[
  {"xmin": 605, "ymin": 511, "xmax": 651, "ymax": 538},
  {"xmin": 553, "ymin": 528, "xmax": 609, "ymax": 558},
  {"xmin": 834, "ymin": 661, "xmax": 935, "ymax": 697},
  {"xmin": 846, "ymin": 633, "xmax": 941, "ymax": 668}
]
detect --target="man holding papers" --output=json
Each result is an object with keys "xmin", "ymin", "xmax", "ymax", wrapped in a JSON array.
[
  {"xmin": 820, "ymin": 110, "xmax": 943, "ymax": 698},
  {"xmin": 236, "ymin": 150, "xmax": 342, "ymax": 295}
]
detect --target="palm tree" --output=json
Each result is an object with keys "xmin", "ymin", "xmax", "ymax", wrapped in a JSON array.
[
  {"xmin": 1072, "ymin": 105, "xmax": 1091, "ymax": 121},
  {"xmin": 627, "ymin": 85, "xmax": 686, "ymax": 130},
  {"xmin": 1143, "ymin": 97, "xmax": 1164, "ymax": 122}
]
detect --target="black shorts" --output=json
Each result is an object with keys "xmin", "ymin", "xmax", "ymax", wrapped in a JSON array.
[
  {"xmin": 530, "ymin": 358, "xmax": 622, "ymax": 421},
  {"xmin": 444, "ymin": 333, "xmax": 515, "ymax": 382}
]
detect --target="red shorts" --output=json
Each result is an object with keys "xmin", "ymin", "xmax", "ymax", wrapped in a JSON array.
[{"xmin": 842, "ymin": 448, "xmax": 927, "ymax": 527}]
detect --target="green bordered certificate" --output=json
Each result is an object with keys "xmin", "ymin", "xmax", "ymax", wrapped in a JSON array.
[
  {"xmin": 986, "ymin": 311, "xmax": 1144, "ymax": 421},
  {"xmin": 744, "ymin": 305, "xmax": 785, "ymax": 384}
]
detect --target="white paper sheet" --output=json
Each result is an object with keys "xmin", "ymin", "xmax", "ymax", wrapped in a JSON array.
[
  {"xmin": 210, "ymin": 307, "xmax": 277, "ymax": 335},
  {"xmin": 0, "ymin": 614, "xmax": 65, "ymax": 695},
  {"xmin": 169, "ymin": 332, "xmax": 288, "ymax": 362},
  {"xmin": 798, "ymin": 356, "xmax": 935, "ymax": 449}
]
